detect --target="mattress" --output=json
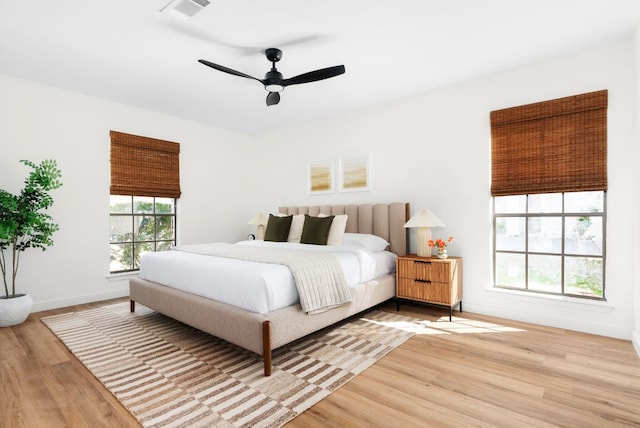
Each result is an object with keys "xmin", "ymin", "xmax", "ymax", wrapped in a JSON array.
[{"xmin": 138, "ymin": 240, "xmax": 397, "ymax": 314}]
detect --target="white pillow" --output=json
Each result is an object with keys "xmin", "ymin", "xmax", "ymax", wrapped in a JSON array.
[
  {"xmin": 319, "ymin": 214, "xmax": 348, "ymax": 246},
  {"xmin": 287, "ymin": 214, "xmax": 305, "ymax": 243},
  {"xmin": 342, "ymin": 233, "xmax": 389, "ymax": 252}
]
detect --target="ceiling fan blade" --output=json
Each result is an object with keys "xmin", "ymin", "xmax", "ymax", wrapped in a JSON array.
[
  {"xmin": 282, "ymin": 65, "xmax": 345, "ymax": 87},
  {"xmin": 198, "ymin": 59, "xmax": 261, "ymax": 82},
  {"xmin": 266, "ymin": 91, "xmax": 280, "ymax": 106}
]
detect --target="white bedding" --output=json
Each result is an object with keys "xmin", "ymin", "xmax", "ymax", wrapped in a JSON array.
[{"xmin": 138, "ymin": 240, "xmax": 396, "ymax": 314}]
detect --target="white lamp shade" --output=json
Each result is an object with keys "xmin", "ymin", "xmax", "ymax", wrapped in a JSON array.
[
  {"xmin": 248, "ymin": 212, "xmax": 268, "ymax": 225},
  {"xmin": 404, "ymin": 209, "xmax": 445, "ymax": 228}
]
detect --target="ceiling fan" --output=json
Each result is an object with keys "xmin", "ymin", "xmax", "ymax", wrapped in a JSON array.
[{"xmin": 198, "ymin": 48, "xmax": 345, "ymax": 106}]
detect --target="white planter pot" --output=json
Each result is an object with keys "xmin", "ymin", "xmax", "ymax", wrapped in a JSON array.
[{"xmin": 0, "ymin": 294, "xmax": 33, "ymax": 327}]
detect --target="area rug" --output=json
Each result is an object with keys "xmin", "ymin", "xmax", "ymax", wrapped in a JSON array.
[{"xmin": 42, "ymin": 302, "xmax": 421, "ymax": 428}]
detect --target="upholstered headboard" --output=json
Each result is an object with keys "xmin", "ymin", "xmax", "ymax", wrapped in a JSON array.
[{"xmin": 278, "ymin": 202, "xmax": 410, "ymax": 256}]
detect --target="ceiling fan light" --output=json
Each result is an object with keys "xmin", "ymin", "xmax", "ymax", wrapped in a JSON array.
[{"xmin": 265, "ymin": 84, "xmax": 284, "ymax": 92}]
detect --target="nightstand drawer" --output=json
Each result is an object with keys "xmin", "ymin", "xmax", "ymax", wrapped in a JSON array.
[
  {"xmin": 397, "ymin": 258, "xmax": 451, "ymax": 282},
  {"xmin": 397, "ymin": 278, "xmax": 450, "ymax": 304}
]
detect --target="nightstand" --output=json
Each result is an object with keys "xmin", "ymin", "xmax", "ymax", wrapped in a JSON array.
[{"xmin": 396, "ymin": 254, "xmax": 462, "ymax": 321}]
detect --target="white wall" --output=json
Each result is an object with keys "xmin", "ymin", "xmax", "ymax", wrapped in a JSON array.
[
  {"xmin": 1, "ymin": 34, "xmax": 637, "ymax": 343},
  {"xmin": 633, "ymin": 21, "xmax": 640, "ymax": 355},
  {"xmin": 0, "ymin": 75, "xmax": 253, "ymax": 311},
  {"xmin": 252, "ymin": 37, "xmax": 637, "ymax": 340}
]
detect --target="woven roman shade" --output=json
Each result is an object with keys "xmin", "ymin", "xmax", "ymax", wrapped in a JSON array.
[
  {"xmin": 490, "ymin": 90, "xmax": 607, "ymax": 196},
  {"xmin": 110, "ymin": 131, "xmax": 181, "ymax": 198}
]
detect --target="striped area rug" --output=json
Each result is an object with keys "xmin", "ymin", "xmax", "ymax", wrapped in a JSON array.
[{"xmin": 42, "ymin": 302, "xmax": 419, "ymax": 427}]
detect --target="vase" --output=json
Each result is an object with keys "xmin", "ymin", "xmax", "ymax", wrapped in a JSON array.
[
  {"xmin": 0, "ymin": 294, "xmax": 33, "ymax": 327},
  {"xmin": 437, "ymin": 249, "xmax": 448, "ymax": 259}
]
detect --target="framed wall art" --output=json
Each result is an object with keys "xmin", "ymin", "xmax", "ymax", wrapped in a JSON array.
[
  {"xmin": 339, "ymin": 154, "xmax": 371, "ymax": 192},
  {"xmin": 307, "ymin": 159, "xmax": 335, "ymax": 194}
]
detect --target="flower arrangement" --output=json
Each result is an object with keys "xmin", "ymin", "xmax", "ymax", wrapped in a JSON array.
[{"xmin": 428, "ymin": 236, "xmax": 455, "ymax": 252}]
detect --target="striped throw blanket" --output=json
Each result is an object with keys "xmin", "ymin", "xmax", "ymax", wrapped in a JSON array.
[{"xmin": 175, "ymin": 243, "xmax": 352, "ymax": 314}]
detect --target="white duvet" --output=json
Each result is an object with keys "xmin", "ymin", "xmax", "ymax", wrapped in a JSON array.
[{"xmin": 139, "ymin": 240, "xmax": 396, "ymax": 314}]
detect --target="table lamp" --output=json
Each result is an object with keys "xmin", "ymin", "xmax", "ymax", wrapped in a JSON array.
[
  {"xmin": 248, "ymin": 212, "xmax": 268, "ymax": 240},
  {"xmin": 404, "ymin": 209, "xmax": 445, "ymax": 257}
]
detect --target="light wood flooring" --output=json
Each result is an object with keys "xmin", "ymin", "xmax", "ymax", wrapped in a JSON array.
[{"xmin": 2, "ymin": 298, "xmax": 640, "ymax": 427}]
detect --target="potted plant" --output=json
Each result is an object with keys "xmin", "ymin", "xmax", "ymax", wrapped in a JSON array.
[{"xmin": 0, "ymin": 159, "xmax": 62, "ymax": 326}]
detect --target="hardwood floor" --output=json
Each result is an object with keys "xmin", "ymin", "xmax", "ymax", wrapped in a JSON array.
[
  {"xmin": 2, "ymin": 298, "xmax": 640, "ymax": 427},
  {"xmin": 0, "ymin": 299, "xmax": 139, "ymax": 428}
]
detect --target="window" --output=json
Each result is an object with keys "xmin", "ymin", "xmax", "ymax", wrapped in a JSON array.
[
  {"xmin": 109, "ymin": 131, "xmax": 181, "ymax": 274},
  {"xmin": 494, "ymin": 191, "xmax": 605, "ymax": 298},
  {"xmin": 490, "ymin": 91, "xmax": 607, "ymax": 299},
  {"xmin": 110, "ymin": 196, "xmax": 176, "ymax": 273}
]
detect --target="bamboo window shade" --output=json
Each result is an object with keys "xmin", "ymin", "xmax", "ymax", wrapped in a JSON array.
[
  {"xmin": 490, "ymin": 90, "xmax": 607, "ymax": 196},
  {"xmin": 110, "ymin": 131, "xmax": 181, "ymax": 198}
]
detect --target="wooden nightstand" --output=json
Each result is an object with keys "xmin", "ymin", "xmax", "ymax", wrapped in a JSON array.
[{"xmin": 396, "ymin": 254, "xmax": 463, "ymax": 321}]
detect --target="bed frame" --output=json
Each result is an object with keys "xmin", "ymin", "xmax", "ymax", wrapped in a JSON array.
[{"xmin": 129, "ymin": 202, "xmax": 409, "ymax": 376}]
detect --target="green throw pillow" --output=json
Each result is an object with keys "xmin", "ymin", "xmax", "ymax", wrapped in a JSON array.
[
  {"xmin": 264, "ymin": 214, "xmax": 293, "ymax": 242},
  {"xmin": 300, "ymin": 214, "xmax": 335, "ymax": 245}
]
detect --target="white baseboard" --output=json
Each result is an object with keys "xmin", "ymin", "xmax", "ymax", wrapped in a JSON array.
[
  {"xmin": 32, "ymin": 287, "xmax": 129, "ymax": 312},
  {"xmin": 633, "ymin": 330, "xmax": 640, "ymax": 358},
  {"xmin": 463, "ymin": 301, "xmax": 630, "ymax": 340}
]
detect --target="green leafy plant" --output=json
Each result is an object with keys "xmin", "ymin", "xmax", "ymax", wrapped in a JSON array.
[{"xmin": 0, "ymin": 159, "xmax": 62, "ymax": 299}]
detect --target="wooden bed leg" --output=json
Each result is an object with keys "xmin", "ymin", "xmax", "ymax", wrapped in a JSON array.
[
  {"xmin": 130, "ymin": 300, "xmax": 135, "ymax": 313},
  {"xmin": 263, "ymin": 320, "xmax": 272, "ymax": 376}
]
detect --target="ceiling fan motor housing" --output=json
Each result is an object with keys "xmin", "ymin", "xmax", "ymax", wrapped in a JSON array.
[
  {"xmin": 264, "ymin": 69, "xmax": 284, "ymax": 92},
  {"xmin": 265, "ymin": 48, "xmax": 283, "ymax": 63}
]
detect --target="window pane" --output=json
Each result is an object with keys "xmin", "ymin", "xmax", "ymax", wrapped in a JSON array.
[
  {"xmin": 495, "ymin": 195, "xmax": 526, "ymax": 214},
  {"xmin": 110, "ymin": 243, "xmax": 133, "ymax": 271},
  {"xmin": 495, "ymin": 252, "xmax": 525, "ymax": 288},
  {"xmin": 134, "ymin": 242, "xmax": 154, "ymax": 269},
  {"xmin": 565, "ymin": 216, "xmax": 603, "ymax": 256},
  {"xmin": 565, "ymin": 256, "xmax": 603, "ymax": 298},
  {"xmin": 134, "ymin": 215, "xmax": 154, "ymax": 241},
  {"xmin": 495, "ymin": 217, "xmax": 525, "ymax": 251},
  {"xmin": 155, "ymin": 198, "xmax": 175, "ymax": 214},
  {"xmin": 528, "ymin": 193, "xmax": 562, "ymax": 213},
  {"xmin": 565, "ymin": 191, "xmax": 603, "ymax": 213},
  {"xmin": 110, "ymin": 216, "xmax": 132, "ymax": 243},
  {"xmin": 528, "ymin": 254, "xmax": 561, "ymax": 293},
  {"xmin": 156, "ymin": 241, "xmax": 173, "ymax": 251},
  {"xmin": 133, "ymin": 196, "xmax": 154, "ymax": 214},
  {"xmin": 528, "ymin": 217, "xmax": 562, "ymax": 254},
  {"xmin": 156, "ymin": 216, "xmax": 175, "ymax": 240},
  {"xmin": 110, "ymin": 195, "xmax": 132, "ymax": 213}
]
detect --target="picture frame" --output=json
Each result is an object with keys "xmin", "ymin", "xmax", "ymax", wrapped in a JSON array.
[
  {"xmin": 307, "ymin": 159, "xmax": 335, "ymax": 194},
  {"xmin": 339, "ymin": 154, "xmax": 371, "ymax": 192}
]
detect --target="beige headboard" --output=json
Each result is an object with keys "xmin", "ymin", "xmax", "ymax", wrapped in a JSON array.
[{"xmin": 278, "ymin": 202, "xmax": 410, "ymax": 256}]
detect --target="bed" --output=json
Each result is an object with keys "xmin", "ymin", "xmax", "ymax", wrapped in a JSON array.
[{"xmin": 129, "ymin": 202, "xmax": 409, "ymax": 376}]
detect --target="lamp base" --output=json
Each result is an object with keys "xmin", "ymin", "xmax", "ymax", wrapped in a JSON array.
[
  {"xmin": 416, "ymin": 227, "xmax": 432, "ymax": 257},
  {"xmin": 257, "ymin": 224, "xmax": 265, "ymax": 240}
]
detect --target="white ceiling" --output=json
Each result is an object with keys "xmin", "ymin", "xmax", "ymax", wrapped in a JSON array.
[{"xmin": 1, "ymin": 0, "xmax": 639, "ymax": 135}]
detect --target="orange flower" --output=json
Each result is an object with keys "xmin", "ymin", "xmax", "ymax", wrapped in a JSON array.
[{"xmin": 428, "ymin": 236, "xmax": 455, "ymax": 250}]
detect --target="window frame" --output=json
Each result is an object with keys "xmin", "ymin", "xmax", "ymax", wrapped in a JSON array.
[
  {"xmin": 492, "ymin": 191, "xmax": 606, "ymax": 300},
  {"xmin": 109, "ymin": 195, "xmax": 177, "ymax": 274}
]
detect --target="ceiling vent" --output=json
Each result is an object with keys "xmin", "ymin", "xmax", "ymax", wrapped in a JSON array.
[{"xmin": 160, "ymin": 0, "xmax": 210, "ymax": 21}]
